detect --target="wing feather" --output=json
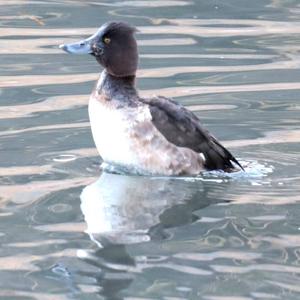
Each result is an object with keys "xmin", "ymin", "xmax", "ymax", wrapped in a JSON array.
[{"xmin": 140, "ymin": 96, "xmax": 243, "ymax": 171}]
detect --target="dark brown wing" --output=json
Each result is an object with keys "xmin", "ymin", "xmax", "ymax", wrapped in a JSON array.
[{"xmin": 140, "ymin": 96, "xmax": 243, "ymax": 171}]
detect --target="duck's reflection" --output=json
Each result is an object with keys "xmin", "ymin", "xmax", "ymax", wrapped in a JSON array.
[
  {"xmin": 80, "ymin": 171, "xmax": 221, "ymax": 247},
  {"xmin": 79, "ymin": 172, "xmax": 228, "ymax": 298}
]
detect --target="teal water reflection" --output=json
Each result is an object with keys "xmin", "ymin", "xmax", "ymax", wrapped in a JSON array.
[{"xmin": 1, "ymin": 0, "xmax": 300, "ymax": 299}]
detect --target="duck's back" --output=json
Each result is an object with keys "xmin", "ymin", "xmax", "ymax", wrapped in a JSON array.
[{"xmin": 140, "ymin": 95, "xmax": 243, "ymax": 172}]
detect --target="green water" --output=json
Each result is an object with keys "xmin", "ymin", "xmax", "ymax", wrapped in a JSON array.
[{"xmin": 1, "ymin": 0, "xmax": 300, "ymax": 299}]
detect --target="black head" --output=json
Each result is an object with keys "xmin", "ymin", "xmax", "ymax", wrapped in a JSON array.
[{"xmin": 60, "ymin": 22, "xmax": 138, "ymax": 77}]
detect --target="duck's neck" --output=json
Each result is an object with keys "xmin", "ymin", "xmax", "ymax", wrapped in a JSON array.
[{"xmin": 96, "ymin": 70, "xmax": 138, "ymax": 104}]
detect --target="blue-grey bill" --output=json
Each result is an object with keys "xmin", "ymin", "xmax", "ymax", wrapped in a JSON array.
[{"xmin": 59, "ymin": 41, "xmax": 93, "ymax": 54}]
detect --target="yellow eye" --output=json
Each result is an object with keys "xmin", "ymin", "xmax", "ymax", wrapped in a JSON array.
[{"xmin": 103, "ymin": 37, "xmax": 111, "ymax": 44}]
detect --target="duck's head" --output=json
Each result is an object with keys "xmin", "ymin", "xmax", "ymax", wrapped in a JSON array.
[{"xmin": 60, "ymin": 22, "xmax": 138, "ymax": 77}]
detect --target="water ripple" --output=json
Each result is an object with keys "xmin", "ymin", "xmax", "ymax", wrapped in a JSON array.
[{"xmin": 1, "ymin": 1, "xmax": 300, "ymax": 299}]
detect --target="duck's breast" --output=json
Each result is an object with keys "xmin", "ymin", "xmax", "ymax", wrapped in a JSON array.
[
  {"xmin": 88, "ymin": 93, "xmax": 205, "ymax": 175},
  {"xmin": 88, "ymin": 94, "xmax": 149, "ymax": 166}
]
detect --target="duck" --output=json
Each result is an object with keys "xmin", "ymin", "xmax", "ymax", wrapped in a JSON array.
[{"xmin": 60, "ymin": 21, "xmax": 243, "ymax": 176}]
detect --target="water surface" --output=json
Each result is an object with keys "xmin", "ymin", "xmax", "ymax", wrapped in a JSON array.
[{"xmin": 1, "ymin": 0, "xmax": 300, "ymax": 299}]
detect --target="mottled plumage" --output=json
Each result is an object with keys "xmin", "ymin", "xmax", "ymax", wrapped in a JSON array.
[
  {"xmin": 60, "ymin": 21, "xmax": 243, "ymax": 175},
  {"xmin": 141, "ymin": 96, "xmax": 243, "ymax": 171}
]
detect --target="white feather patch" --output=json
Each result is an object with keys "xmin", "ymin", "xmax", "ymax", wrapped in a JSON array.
[
  {"xmin": 199, "ymin": 153, "xmax": 206, "ymax": 162},
  {"xmin": 89, "ymin": 95, "xmax": 152, "ymax": 166}
]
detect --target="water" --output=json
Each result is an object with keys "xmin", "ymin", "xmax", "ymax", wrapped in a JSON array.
[{"xmin": 1, "ymin": 0, "xmax": 300, "ymax": 299}]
